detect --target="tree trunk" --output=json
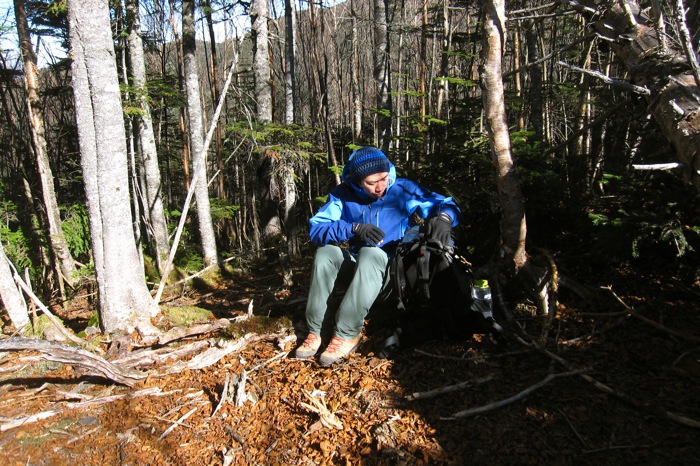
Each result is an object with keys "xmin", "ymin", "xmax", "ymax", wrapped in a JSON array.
[
  {"xmin": 167, "ymin": 0, "xmax": 190, "ymax": 192},
  {"xmin": 569, "ymin": 0, "xmax": 700, "ymax": 191},
  {"xmin": 67, "ymin": 0, "xmax": 159, "ymax": 334},
  {"xmin": 0, "ymin": 238, "xmax": 30, "ymax": 331},
  {"xmin": 481, "ymin": 0, "xmax": 528, "ymax": 274},
  {"xmin": 125, "ymin": 0, "xmax": 171, "ymax": 276},
  {"xmin": 252, "ymin": 0, "xmax": 273, "ymax": 123},
  {"xmin": 182, "ymin": 0, "xmax": 218, "ymax": 268},
  {"xmin": 284, "ymin": 0, "xmax": 296, "ymax": 124},
  {"xmin": 373, "ymin": 0, "xmax": 391, "ymax": 151},
  {"xmin": 436, "ymin": 0, "xmax": 451, "ymax": 121},
  {"xmin": 203, "ymin": 0, "xmax": 226, "ymax": 200},
  {"xmin": 351, "ymin": 0, "xmax": 361, "ymax": 142},
  {"xmin": 419, "ymin": 0, "xmax": 428, "ymax": 122},
  {"xmin": 14, "ymin": 0, "xmax": 77, "ymax": 289},
  {"xmin": 524, "ymin": 22, "xmax": 543, "ymax": 140}
]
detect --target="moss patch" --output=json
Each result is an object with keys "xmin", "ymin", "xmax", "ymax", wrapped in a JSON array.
[
  {"xmin": 221, "ymin": 315, "xmax": 293, "ymax": 340},
  {"xmin": 162, "ymin": 306, "xmax": 215, "ymax": 327}
]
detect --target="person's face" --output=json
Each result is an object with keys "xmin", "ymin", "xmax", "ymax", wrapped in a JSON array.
[{"xmin": 360, "ymin": 172, "xmax": 390, "ymax": 199}]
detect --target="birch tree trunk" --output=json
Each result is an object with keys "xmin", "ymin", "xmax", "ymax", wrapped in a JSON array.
[
  {"xmin": 481, "ymin": 0, "xmax": 528, "ymax": 274},
  {"xmin": 125, "ymin": 0, "xmax": 171, "ymax": 275},
  {"xmin": 252, "ymin": 0, "xmax": 273, "ymax": 123},
  {"xmin": 0, "ymin": 238, "xmax": 30, "ymax": 332},
  {"xmin": 14, "ymin": 0, "xmax": 76, "ymax": 289},
  {"xmin": 67, "ymin": 0, "xmax": 160, "ymax": 334},
  {"xmin": 182, "ymin": 0, "xmax": 218, "ymax": 267}
]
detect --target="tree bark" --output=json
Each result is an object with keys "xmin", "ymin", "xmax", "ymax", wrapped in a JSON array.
[
  {"xmin": 67, "ymin": 0, "xmax": 160, "ymax": 334},
  {"xmin": 182, "ymin": 0, "xmax": 218, "ymax": 268},
  {"xmin": 436, "ymin": 0, "xmax": 451, "ymax": 121},
  {"xmin": 351, "ymin": 0, "xmax": 362, "ymax": 142},
  {"xmin": 125, "ymin": 0, "xmax": 171, "ymax": 276},
  {"xmin": 373, "ymin": 0, "xmax": 391, "ymax": 151},
  {"xmin": 14, "ymin": 0, "xmax": 77, "ymax": 289},
  {"xmin": 481, "ymin": 0, "xmax": 528, "ymax": 275},
  {"xmin": 203, "ymin": 0, "xmax": 226, "ymax": 200},
  {"xmin": 252, "ymin": 0, "xmax": 273, "ymax": 123},
  {"xmin": 284, "ymin": 0, "xmax": 296, "ymax": 124}
]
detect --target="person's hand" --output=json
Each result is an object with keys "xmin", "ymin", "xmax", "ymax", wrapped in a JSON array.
[
  {"xmin": 352, "ymin": 223, "xmax": 386, "ymax": 246},
  {"xmin": 426, "ymin": 213, "xmax": 452, "ymax": 246}
]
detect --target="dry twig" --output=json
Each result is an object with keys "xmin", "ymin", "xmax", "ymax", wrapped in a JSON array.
[
  {"xmin": 441, "ymin": 369, "xmax": 585, "ymax": 420},
  {"xmin": 158, "ymin": 406, "xmax": 198, "ymax": 440},
  {"xmin": 406, "ymin": 375, "xmax": 494, "ymax": 401},
  {"xmin": 515, "ymin": 332, "xmax": 700, "ymax": 429},
  {"xmin": 0, "ymin": 387, "xmax": 167, "ymax": 431},
  {"xmin": 299, "ymin": 390, "xmax": 343, "ymax": 430},
  {"xmin": 604, "ymin": 286, "xmax": 700, "ymax": 343}
]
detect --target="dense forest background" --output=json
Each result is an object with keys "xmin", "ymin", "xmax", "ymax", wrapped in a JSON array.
[{"xmin": 0, "ymin": 0, "xmax": 699, "ymax": 331}]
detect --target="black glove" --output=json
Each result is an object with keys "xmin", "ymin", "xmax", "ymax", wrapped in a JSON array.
[
  {"xmin": 426, "ymin": 212, "xmax": 452, "ymax": 246},
  {"xmin": 352, "ymin": 223, "xmax": 386, "ymax": 246}
]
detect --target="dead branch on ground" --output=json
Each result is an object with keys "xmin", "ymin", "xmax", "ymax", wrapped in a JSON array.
[
  {"xmin": 0, "ymin": 386, "xmax": 170, "ymax": 431},
  {"xmin": 514, "ymin": 331, "xmax": 700, "ymax": 429},
  {"xmin": 0, "ymin": 337, "xmax": 145, "ymax": 386},
  {"xmin": 405, "ymin": 375, "xmax": 494, "ymax": 401},
  {"xmin": 604, "ymin": 286, "xmax": 700, "ymax": 343},
  {"xmin": 110, "ymin": 339, "xmax": 211, "ymax": 369},
  {"xmin": 441, "ymin": 369, "xmax": 585, "ymax": 420}
]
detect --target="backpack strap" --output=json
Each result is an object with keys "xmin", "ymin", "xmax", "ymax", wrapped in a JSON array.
[
  {"xmin": 416, "ymin": 243, "xmax": 431, "ymax": 304},
  {"xmin": 391, "ymin": 248, "xmax": 407, "ymax": 312}
]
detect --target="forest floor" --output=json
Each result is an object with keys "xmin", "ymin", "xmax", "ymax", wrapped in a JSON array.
[{"xmin": 1, "ymin": 251, "xmax": 700, "ymax": 466}]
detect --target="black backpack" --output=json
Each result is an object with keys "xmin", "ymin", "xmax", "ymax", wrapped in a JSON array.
[{"xmin": 380, "ymin": 228, "xmax": 503, "ymax": 356}]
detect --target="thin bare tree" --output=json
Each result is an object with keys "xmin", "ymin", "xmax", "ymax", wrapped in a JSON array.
[
  {"xmin": 182, "ymin": 0, "xmax": 218, "ymax": 267},
  {"xmin": 14, "ymin": 0, "xmax": 77, "ymax": 292},
  {"xmin": 125, "ymin": 0, "xmax": 171, "ymax": 275}
]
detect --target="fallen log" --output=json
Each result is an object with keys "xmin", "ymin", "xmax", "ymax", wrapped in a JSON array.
[
  {"xmin": 110, "ymin": 340, "xmax": 211, "ymax": 369},
  {"xmin": 0, "ymin": 337, "xmax": 146, "ymax": 387}
]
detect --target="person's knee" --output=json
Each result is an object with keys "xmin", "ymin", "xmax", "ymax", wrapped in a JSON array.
[
  {"xmin": 315, "ymin": 244, "xmax": 343, "ymax": 262},
  {"xmin": 357, "ymin": 246, "xmax": 388, "ymax": 268}
]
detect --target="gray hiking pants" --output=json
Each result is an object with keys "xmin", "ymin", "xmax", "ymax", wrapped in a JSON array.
[{"xmin": 305, "ymin": 244, "xmax": 391, "ymax": 340}]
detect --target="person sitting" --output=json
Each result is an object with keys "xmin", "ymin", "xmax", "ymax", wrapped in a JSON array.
[{"xmin": 296, "ymin": 146, "xmax": 461, "ymax": 366}]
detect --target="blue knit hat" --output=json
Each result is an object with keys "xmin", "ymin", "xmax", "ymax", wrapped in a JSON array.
[{"xmin": 345, "ymin": 147, "xmax": 391, "ymax": 183}]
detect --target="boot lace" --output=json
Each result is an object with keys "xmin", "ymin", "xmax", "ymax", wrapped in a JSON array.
[{"xmin": 325, "ymin": 336, "xmax": 345, "ymax": 354}]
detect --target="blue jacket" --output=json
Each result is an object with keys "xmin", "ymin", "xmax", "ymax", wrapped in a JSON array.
[{"xmin": 309, "ymin": 160, "xmax": 461, "ymax": 253}]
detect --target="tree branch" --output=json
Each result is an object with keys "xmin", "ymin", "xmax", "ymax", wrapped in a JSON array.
[
  {"xmin": 441, "ymin": 369, "xmax": 586, "ymax": 419},
  {"xmin": 0, "ymin": 337, "xmax": 145, "ymax": 387},
  {"xmin": 556, "ymin": 60, "xmax": 651, "ymax": 95}
]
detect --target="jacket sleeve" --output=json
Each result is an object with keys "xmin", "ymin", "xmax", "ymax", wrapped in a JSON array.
[
  {"xmin": 404, "ymin": 182, "xmax": 461, "ymax": 227},
  {"xmin": 309, "ymin": 192, "xmax": 355, "ymax": 246}
]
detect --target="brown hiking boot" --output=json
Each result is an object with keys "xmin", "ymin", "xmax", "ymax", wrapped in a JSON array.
[
  {"xmin": 295, "ymin": 333, "xmax": 322, "ymax": 359},
  {"xmin": 318, "ymin": 334, "xmax": 362, "ymax": 367}
]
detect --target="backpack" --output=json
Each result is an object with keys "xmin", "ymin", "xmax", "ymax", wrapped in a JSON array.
[{"xmin": 380, "ymin": 227, "xmax": 503, "ymax": 356}]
